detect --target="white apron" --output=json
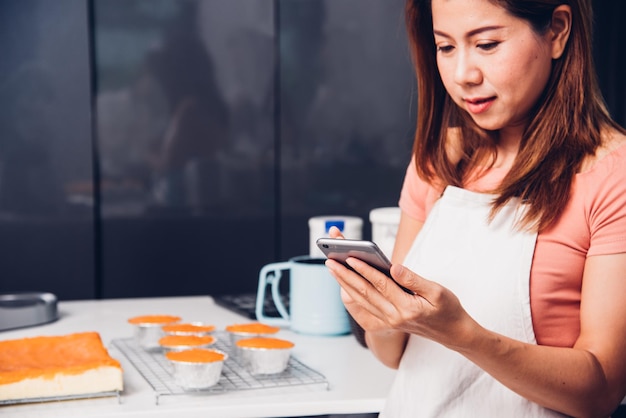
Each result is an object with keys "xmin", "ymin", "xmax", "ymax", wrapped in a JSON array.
[{"xmin": 381, "ymin": 186, "xmax": 566, "ymax": 417}]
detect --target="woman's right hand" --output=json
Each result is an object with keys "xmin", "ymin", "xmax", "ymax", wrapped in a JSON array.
[
  {"xmin": 326, "ymin": 225, "xmax": 389, "ymax": 330},
  {"xmin": 325, "ymin": 224, "xmax": 409, "ymax": 367},
  {"xmin": 325, "ymin": 255, "xmax": 409, "ymax": 367}
]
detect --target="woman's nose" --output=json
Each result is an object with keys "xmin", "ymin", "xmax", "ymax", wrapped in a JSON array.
[{"xmin": 454, "ymin": 52, "xmax": 482, "ymax": 86}]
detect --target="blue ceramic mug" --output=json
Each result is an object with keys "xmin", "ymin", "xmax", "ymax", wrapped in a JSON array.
[{"xmin": 255, "ymin": 256, "xmax": 350, "ymax": 336}]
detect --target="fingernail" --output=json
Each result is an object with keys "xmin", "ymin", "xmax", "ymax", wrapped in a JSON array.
[{"xmin": 391, "ymin": 264, "xmax": 403, "ymax": 276}]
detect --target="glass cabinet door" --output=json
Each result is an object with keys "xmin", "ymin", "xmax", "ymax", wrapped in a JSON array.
[{"xmin": 0, "ymin": 0, "xmax": 95, "ymax": 300}]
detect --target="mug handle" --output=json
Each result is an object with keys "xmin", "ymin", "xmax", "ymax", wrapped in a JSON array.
[{"xmin": 255, "ymin": 262, "xmax": 291, "ymax": 326}]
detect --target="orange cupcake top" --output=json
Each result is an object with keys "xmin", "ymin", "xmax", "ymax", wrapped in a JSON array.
[
  {"xmin": 162, "ymin": 323, "xmax": 215, "ymax": 334},
  {"xmin": 165, "ymin": 348, "xmax": 225, "ymax": 363},
  {"xmin": 158, "ymin": 335, "xmax": 215, "ymax": 348},
  {"xmin": 236, "ymin": 337, "xmax": 294, "ymax": 350},
  {"xmin": 128, "ymin": 315, "xmax": 181, "ymax": 325},
  {"xmin": 225, "ymin": 322, "xmax": 280, "ymax": 335}
]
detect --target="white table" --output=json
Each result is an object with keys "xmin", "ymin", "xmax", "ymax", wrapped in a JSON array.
[{"xmin": 1, "ymin": 296, "xmax": 396, "ymax": 417}]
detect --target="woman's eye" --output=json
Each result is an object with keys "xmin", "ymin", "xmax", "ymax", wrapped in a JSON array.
[
  {"xmin": 437, "ymin": 45, "xmax": 454, "ymax": 54},
  {"xmin": 477, "ymin": 42, "xmax": 499, "ymax": 51}
]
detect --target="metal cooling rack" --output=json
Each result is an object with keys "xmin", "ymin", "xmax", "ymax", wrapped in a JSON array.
[{"xmin": 112, "ymin": 333, "xmax": 329, "ymax": 404}]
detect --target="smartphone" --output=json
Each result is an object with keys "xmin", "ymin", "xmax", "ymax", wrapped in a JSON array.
[
  {"xmin": 317, "ymin": 238, "xmax": 413, "ymax": 294},
  {"xmin": 316, "ymin": 238, "xmax": 392, "ymax": 275}
]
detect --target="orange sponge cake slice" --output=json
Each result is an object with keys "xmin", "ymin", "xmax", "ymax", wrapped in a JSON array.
[{"xmin": 0, "ymin": 332, "xmax": 123, "ymax": 401}]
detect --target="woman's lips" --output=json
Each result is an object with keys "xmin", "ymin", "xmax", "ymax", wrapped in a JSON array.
[{"xmin": 464, "ymin": 96, "xmax": 496, "ymax": 114}]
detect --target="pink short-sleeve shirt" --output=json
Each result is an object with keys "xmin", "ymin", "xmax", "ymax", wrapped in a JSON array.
[{"xmin": 399, "ymin": 144, "xmax": 626, "ymax": 347}]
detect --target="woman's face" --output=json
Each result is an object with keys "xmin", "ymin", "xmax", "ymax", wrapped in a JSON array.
[{"xmin": 432, "ymin": 0, "xmax": 554, "ymax": 138}]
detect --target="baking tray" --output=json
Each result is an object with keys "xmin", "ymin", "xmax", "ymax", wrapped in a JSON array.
[
  {"xmin": 0, "ymin": 390, "xmax": 120, "ymax": 406},
  {"xmin": 112, "ymin": 332, "xmax": 329, "ymax": 404}
]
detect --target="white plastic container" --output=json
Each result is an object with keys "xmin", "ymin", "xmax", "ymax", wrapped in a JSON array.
[
  {"xmin": 308, "ymin": 215, "xmax": 363, "ymax": 258},
  {"xmin": 369, "ymin": 207, "xmax": 401, "ymax": 258}
]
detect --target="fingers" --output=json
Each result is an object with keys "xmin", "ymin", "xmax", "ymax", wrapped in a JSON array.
[
  {"xmin": 346, "ymin": 257, "xmax": 396, "ymax": 295},
  {"xmin": 328, "ymin": 226, "xmax": 345, "ymax": 239},
  {"xmin": 325, "ymin": 258, "xmax": 391, "ymax": 319},
  {"xmin": 339, "ymin": 287, "xmax": 353, "ymax": 304},
  {"xmin": 339, "ymin": 258, "xmax": 407, "ymax": 319},
  {"xmin": 336, "ymin": 257, "xmax": 432, "ymax": 309},
  {"xmin": 389, "ymin": 264, "xmax": 432, "ymax": 302}
]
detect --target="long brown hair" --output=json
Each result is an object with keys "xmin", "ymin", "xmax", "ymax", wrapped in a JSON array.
[{"xmin": 405, "ymin": 0, "xmax": 624, "ymax": 230}]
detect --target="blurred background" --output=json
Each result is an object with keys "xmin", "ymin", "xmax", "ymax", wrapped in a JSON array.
[{"xmin": 0, "ymin": 0, "xmax": 623, "ymax": 301}]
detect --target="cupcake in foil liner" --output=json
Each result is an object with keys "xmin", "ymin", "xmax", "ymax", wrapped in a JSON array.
[
  {"xmin": 128, "ymin": 314, "xmax": 182, "ymax": 350},
  {"xmin": 162, "ymin": 322, "xmax": 216, "ymax": 337},
  {"xmin": 236, "ymin": 337, "xmax": 294, "ymax": 375},
  {"xmin": 225, "ymin": 322, "xmax": 281, "ymax": 357},
  {"xmin": 158, "ymin": 334, "xmax": 216, "ymax": 352},
  {"xmin": 165, "ymin": 348, "xmax": 227, "ymax": 389}
]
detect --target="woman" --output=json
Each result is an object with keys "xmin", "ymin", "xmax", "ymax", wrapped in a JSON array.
[{"xmin": 325, "ymin": 0, "xmax": 626, "ymax": 416}]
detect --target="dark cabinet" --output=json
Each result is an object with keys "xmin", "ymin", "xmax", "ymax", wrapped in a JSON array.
[
  {"xmin": 0, "ymin": 0, "xmax": 414, "ymax": 301},
  {"xmin": 0, "ymin": 0, "xmax": 95, "ymax": 299}
]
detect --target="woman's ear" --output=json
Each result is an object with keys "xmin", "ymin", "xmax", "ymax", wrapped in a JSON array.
[{"xmin": 549, "ymin": 5, "xmax": 572, "ymax": 59}]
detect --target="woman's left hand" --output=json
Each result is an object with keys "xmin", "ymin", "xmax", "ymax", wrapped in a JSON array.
[{"xmin": 326, "ymin": 256, "xmax": 477, "ymax": 349}]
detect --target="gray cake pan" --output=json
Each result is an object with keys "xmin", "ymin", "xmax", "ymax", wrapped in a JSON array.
[{"xmin": 0, "ymin": 292, "xmax": 59, "ymax": 331}]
